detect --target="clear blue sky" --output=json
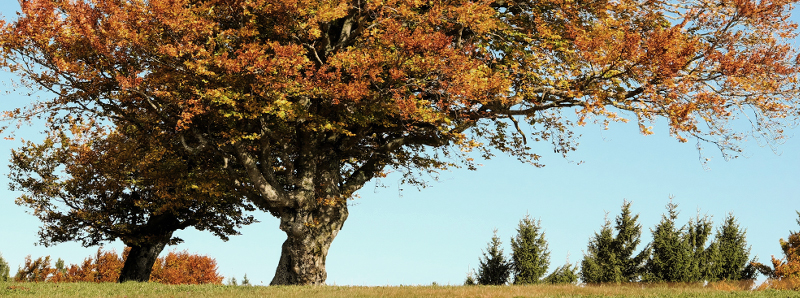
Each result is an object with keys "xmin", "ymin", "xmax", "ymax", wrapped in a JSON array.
[{"xmin": 0, "ymin": 2, "xmax": 798, "ymax": 286}]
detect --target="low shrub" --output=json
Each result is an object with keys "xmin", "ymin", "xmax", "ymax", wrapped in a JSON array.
[
  {"xmin": 15, "ymin": 255, "xmax": 53, "ymax": 282},
  {"xmin": 150, "ymin": 250, "xmax": 223, "ymax": 285},
  {"xmin": 0, "ymin": 252, "xmax": 10, "ymax": 282},
  {"xmin": 751, "ymin": 211, "xmax": 800, "ymax": 291},
  {"xmin": 15, "ymin": 247, "xmax": 222, "ymax": 284}
]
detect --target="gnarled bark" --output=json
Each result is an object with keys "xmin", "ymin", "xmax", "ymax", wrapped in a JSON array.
[
  {"xmin": 118, "ymin": 213, "xmax": 179, "ymax": 283},
  {"xmin": 119, "ymin": 241, "xmax": 168, "ymax": 282},
  {"xmin": 270, "ymin": 204, "xmax": 349, "ymax": 285}
]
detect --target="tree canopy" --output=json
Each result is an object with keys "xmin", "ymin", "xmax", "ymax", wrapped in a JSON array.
[
  {"xmin": 8, "ymin": 123, "xmax": 255, "ymax": 281},
  {"xmin": 2, "ymin": 0, "xmax": 799, "ymax": 285}
]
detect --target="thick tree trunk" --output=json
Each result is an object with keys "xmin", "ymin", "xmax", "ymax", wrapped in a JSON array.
[
  {"xmin": 270, "ymin": 204, "xmax": 349, "ymax": 285},
  {"xmin": 118, "ymin": 241, "xmax": 168, "ymax": 282},
  {"xmin": 118, "ymin": 213, "xmax": 179, "ymax": 283}
]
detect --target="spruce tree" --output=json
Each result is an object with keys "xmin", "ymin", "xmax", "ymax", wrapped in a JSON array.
[
  {"xmin": 614, "ymin": 201, "xmax": 648, "ymax": 281},
  {"xmin": 642, "ymin": 201, "xmax": 724, "ymax": 283},
  {"xmin": 0, "ymin": 252, "xmax": 9, "ymax": 282},
  {"xmin": 510, "ymin": 215, "xmax": 550, "ymax": 284},
  {"xmin": 477, "ymin": 229, "xmax": 512, "ymax": 285},
  {"xmin": 684, "ymin": 213, "xmax": 714, "ymax": 282},
  {"xmin": 643, "ymin": 200, "xmax": 692, "ymax": 282},
  {"xmin": 581, "ymin": 218, "xmax": 619, "ymax": 283},
  {"xmin": 581, "ymin": 201, "xmax": 646, "ymax": 283},
  {"xmin": 464, "ymin": 270, "xmax": 477, "ymax": 286},
  {"xmin": 708, "ymin": 213, "xmax": 757, "ymax": 280}
]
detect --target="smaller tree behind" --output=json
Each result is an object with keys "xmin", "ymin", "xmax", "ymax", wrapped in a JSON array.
[
  {"xmin": 477, "ymin": 229, "xmax": 512, "ymax": 285},
  {"xmin": 510, "ymin": 215, "xmax": 550, "ymax": 284},
  {"xmin": 9, "ymin": 127, "xmax": 255, "ymax": 283}
]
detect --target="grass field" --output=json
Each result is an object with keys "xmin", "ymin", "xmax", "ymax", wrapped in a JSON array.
[{"xmin": 2, "ymin": 281, "xmax": 800, "ymax": 298}]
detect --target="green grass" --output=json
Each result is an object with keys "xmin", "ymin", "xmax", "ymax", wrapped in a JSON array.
[{"xmin": 1, "ymin": 281, "xmax": 799, "ymax": 297}]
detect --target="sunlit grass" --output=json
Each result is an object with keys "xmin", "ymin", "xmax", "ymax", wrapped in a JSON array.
[{"xmin": 2, "ymin": 281, "xmax": 800, "ymax": 297}]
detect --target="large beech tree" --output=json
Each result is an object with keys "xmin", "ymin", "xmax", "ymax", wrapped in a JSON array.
[
  {"xmin": 9, "ymin": 123, "xmax": 255, "ymax": 282},
  {"xmin": 2, "ymin": 0, "xmax": 799, "ymax": 285}
]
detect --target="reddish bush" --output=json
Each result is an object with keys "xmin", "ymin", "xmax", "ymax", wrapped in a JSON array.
[
  {"xmin": 756, "ymin": 233, "xmax": 800, "ymax": 290},
  {"xmin": 150, "ymin": 250, "xmax": 224, "ymax": 285},
  {"xmin": 758, "ymin": 277, "xmax": 800, "ymax": 291},
  {"xmin": 753, "ymin": 214, "xmax": 800, "ymax": 291},
  {"xmin": 52, "ymin": 248, "xmax": 124, "ymax": 282},
  {"xmin": 15, "ymin": 256, "xmax": 54, "ymax": 282},
  {"xmin": 772, "ymin": 233, "xmax": 800, "ymax": 280},
  {"xmin": 15, "ymin": 247, "xmax": 222, "ymax": 284}
]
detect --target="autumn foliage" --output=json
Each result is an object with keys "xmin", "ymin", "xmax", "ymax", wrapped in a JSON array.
[
  {"xmin": 754, "ymin": 212, "xmax": 800, "ymax": 290},
  {"xmin": 15, "ymin": 248, "xmax": 223, "ymax": 284},
  {"xmin": 770, "ymin": 233, "xmax": 800, "ymax": 279},
  {"xmin": 149, "ymin": 250, "xmax": 224, "ymax": 285},
  {"xmin": 15, "ymin": 255, "xmax": 56, "ymax": 283}
]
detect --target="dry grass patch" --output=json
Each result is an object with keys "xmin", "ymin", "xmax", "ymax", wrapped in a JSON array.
[{"xmin": 1, "ymin": 281, "xmax": 800, "ymax": 297}]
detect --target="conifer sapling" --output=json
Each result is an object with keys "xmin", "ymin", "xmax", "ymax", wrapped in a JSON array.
[
  {"xmin": 709, "ymin": 213, "xmax": 757, "ymax": 280},
  {"xmin": 581, "ymin": 201, "xmax": 646, "ymax": 283},
  {"xmin": 477, "ymin": 229, "xmax": 512, "ymax": 285},
  {"xmin": 510, "ymin": 215, "xmax": 550, "ymax": 284}
]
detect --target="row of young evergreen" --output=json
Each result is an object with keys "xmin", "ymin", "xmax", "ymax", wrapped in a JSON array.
[{"xmin": 467, "ymin": 200, "xmax": 758, "ymax": 285}]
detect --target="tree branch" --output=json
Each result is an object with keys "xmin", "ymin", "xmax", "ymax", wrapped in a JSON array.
[
  {"xmin": 233, "ymin": 142, "xmax": 291, "ymax": 209},
  {"xmin": 341, "ymin": 134, "xmax": 443, "ymax": 195}
]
